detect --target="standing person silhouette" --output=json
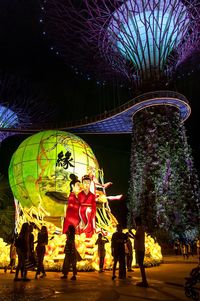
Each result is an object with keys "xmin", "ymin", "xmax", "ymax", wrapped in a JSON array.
[
  {"xmin": 95, "ymin": 233, "xmax": 109, "ymax": 272},
  {"xmin": 130, "ymin": 216, "xmax": 148, "ymax": 287},
  {"xmin": 78, "ymin": 175, "xmax": 96, "ymax": 238},
  {"xmin": 14, "ymin": 222, "xmax": 30, "ymax": 281},
  {"xmin": 63, "ymin": 174, "xmax": 81, "ymax": 234},
  {"xmin": 111, "ymin": 224, "xmax": 127, "ymax": 280},
  {"xmin": 61, "ymin": 225, "xmax": 77, "ymax": 280},
  {"xmin": 35, "ymin": 226, "xmax": 48, "ymax": 279}
]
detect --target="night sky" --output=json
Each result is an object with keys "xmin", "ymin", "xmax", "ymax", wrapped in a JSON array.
[{"xmin": 0, "ymin": 0, "xmax": 200, "ymax": 225}]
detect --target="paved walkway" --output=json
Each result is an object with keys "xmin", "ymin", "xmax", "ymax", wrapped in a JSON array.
[{"xmin": 0, "ymin": 255, "xmax": 198, "ymax": 301}]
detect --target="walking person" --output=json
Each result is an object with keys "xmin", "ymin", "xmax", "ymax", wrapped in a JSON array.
[
  {"xmin": 4, "ymin": 239, "xmax": 16, "ymax": 274},
  {"xmin": 111, "ymin": 224, "xmax": 127, "ymax": 280},
  {"xmin": 61, "ymin": 225, "xmax": 77, "ymax": 280},
  {"xmin": 95, "ymin": 233, "xmax": 109, "ymax": 272},
  {"xmin": 130, "ymin": 216, "xmax": 148, "ymax": 287},
  {"xmin": 14, "ymin": 222, "xmax": 30, "ymax": 281},
  {"xmin": 35, "ymin": 226, "xmax": 48, "ymax": 279}
]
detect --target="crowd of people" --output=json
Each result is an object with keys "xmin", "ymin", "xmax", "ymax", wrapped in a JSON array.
[
  {"xmin": 6, "ymin": 214, "xmax": 200, "ymax": 286},
  {"xmin": 8, "ymin": 222, "xmax": 49, "ymax": 281},
  {"xmin": 173, "ymin": 239, "xmax": 200, "ymax": 259},
  {"xmin": 60, "ymin": 215, "xmax": 148, "ymax": 287},
  {"xmin": 4, "ymin": 223, "xmax": 48, "ymax": 281},
  {"xmin": 4, "ymin": 217, "xmax": 148, "ymax": 287}
]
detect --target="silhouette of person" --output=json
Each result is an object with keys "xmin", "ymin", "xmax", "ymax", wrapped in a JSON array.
[
  {"xmin": 35, "ymin": 226, "xmax": 48, "ymax": 279},
  {"xmin": 111, "ymin": 224, "xmax": 127, "ymax": 280},
  {"xmin": 95, "ymin": 233, "xmax": 109, "ymax": 272},
  {"xmin": 14, "ymin": 222, "xmax": 30, "ymax": 281},
  {"xmin": 61, "ymin": 225, "xmax": 77, "ymax": 280},
  {"xmin": 130, "ymin": 216, "xmax": 148, "ymax": 287}
]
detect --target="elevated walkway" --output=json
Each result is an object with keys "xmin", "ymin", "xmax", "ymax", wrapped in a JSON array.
[{"xmin": 0, "ymin": 91, "xmax": 190, "ymax": 135}]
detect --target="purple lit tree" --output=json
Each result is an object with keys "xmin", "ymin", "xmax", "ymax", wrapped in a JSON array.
[
  {"xmin": 43, "ymin": 0, "xmax": 200, "ymax": 241},
  {"xmin": 0, "ymin": 73, "xmax": 55, "ymax": 242},
  {"xmin": 0, "ymin": 73, "xmax": 55, "ymax": 142}
]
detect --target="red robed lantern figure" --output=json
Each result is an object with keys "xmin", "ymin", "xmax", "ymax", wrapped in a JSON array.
[{"xmin": 63, "ymin": 174, "xmax": 96, "ymax": 238}]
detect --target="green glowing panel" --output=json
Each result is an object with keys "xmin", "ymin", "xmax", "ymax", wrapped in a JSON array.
[{"xmin": 8, "ymin": 130, "xmax": 99, "ymax": 217}]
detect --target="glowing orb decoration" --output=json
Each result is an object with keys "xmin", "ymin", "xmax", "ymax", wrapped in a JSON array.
[{"xmin": 8, "ymin": 130, "xmax": 99, "ymax": 217}]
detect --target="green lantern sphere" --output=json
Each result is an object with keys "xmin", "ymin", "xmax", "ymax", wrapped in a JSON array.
[{"xmin": 8, "ymin": 130, "xmax": 99, "ymax": 217}]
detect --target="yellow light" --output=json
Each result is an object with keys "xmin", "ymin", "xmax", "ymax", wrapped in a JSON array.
[
  {"xmin": 0, "ymin": 203, "xmax": 162, "ymax": 270},
  {"xmin": 0, "ymin": 239, "xmax": 10, "ymax": 266}
]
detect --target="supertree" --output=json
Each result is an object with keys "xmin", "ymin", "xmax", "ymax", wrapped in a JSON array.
[
  {"xmin": 42, "ymin": 0, "xmax": 200, "ymax": 241},
  {"xmin": 0, "ymin": 73, "xmax": 56, "ymax": 243},
  {"xmin": 0, "ymin": 73, "xmax": 55, "ymax": 142},
  {"xmin": 0, "ymin": 104, "xmax": 20, "ymax": 142}
]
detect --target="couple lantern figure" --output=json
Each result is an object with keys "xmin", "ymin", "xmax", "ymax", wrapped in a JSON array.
[{"xmin": 63, "ymin": 174, "xmax": 96, "ymax": 238}]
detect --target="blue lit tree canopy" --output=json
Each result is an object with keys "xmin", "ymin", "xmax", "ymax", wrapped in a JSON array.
[
  {"xmin": 0, "ymin": 105, "xmax": 19, "ymax": 142},
  {"xmin": 107, "ymin": 0, "xmax": 189, "ymax": 79},
  {"xmin": 0, "ymin": 73, "xmax": 55, "ymax": 142},
  {"xmin": 42, "ymin": 0, "xmax": 200, "ymax": 85},
  {"xmin": 0, "ymin": 105, "xmax": 19, "ymax": 128}
]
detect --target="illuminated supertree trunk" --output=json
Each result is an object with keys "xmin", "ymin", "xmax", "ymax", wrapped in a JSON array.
[
  {"xmin": 43, "ymin": 0, "xmax": 200, "ymax": 240},
  {"xmin": 128, "ymin": 104, "xmax": 200, "ymax": 240}
]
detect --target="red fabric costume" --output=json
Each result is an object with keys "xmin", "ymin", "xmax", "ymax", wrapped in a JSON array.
[
  {"xmin": 63, "ymin": 192, "xmax": 80, "ymax": 234},
  {"xmin": 78, "ymin": 190, "xmax": 96, "ymax": 238}
]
